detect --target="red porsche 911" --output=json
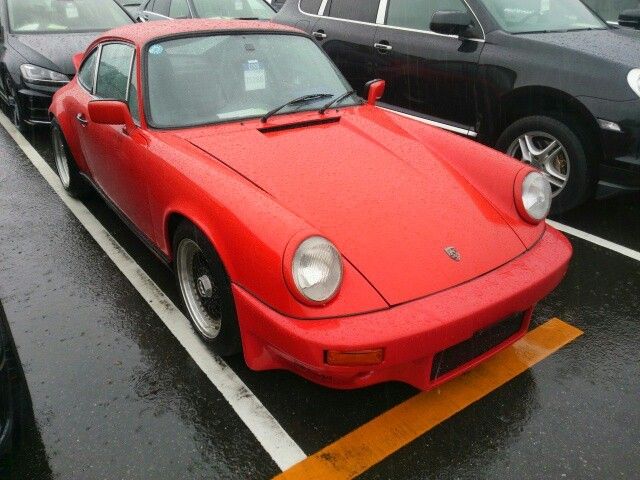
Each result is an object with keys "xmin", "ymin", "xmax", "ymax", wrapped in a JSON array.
[{"xmin": 49, "ymin": 19, "xmax": 572, "ymax": 390}]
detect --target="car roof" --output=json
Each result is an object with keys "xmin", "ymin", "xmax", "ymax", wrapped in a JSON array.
[{"xmin": 99, "ymin": 18, "xmax": 302, "ymax": 47}]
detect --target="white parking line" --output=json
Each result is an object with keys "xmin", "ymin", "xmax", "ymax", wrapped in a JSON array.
[
  {"xmin": 548, "ymin": 220, "xmax": 640, "ymax": 262},
  {"xmin": 0, "ymin": 112, "xmax": 306, "ymax": 471}
]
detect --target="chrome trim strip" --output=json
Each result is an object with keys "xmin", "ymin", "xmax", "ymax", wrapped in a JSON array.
[
  {"xmin": 380, "ymin": 106, "xmax": 477, "ymax": 137},
  {"xmin": 92, "ymin": 44, "xmax": 103, "ymax": 96},
  {"xmin": 376, "ymin": 0, "xmax": 388, "ymax": 24},
  {"xmin": 297, "ymin": 0, "xmax": 485, "ymax": 42},
  {"xmin": 125, "ymin": 49, "xmax": 136, "ymax": 101},
  {"xmin": 318, "ymin": 0, "xmax": 329, "ymax": 16}
]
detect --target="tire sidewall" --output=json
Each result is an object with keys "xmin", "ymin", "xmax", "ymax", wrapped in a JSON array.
[
  {"xmin": 173, "ymin": 222, "xmax": 241, "ymax": 356},
  {"xmin": 51, "ymin": 119, "xmax": 86, "ymax": 198},
  {"xmin": 496, "ymin": 115, "xmax": 596, "ymax": 213}
]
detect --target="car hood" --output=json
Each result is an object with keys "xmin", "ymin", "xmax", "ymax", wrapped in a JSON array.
[
  {"xmin": 518, "ymin": 28, "xmax": 640, "ymax": 68},
  {"xmin": 8, "ymin": 33, "xmax": 99, "ymax": 76},
  {"xmin": 179, "ymin": 110, "xmax": 527, "ymax": 305}
]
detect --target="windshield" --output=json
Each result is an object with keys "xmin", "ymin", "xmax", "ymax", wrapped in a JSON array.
[
  {"xmin": 7, "ymin": 0, "xmax": 132, "ymax": 33},
  {"xmin": 146, "ymin": 34, "xmax": 356, "ymax": 128},
  {"xmin": 482, "ymin": 0, "xmax": 607, "ymax": 33},
  {"xmin": 192, "ymin": 0, "xmax": 274, "ymax": 20}
]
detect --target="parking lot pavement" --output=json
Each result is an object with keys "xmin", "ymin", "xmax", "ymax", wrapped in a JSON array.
[{"xmin": 1, "ymin": 122, "xmax": 639, "ymax": 479}]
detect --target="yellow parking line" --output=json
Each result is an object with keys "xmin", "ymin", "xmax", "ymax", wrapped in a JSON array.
[{"xmin": 274, "ymin": 318, "xmax": 583, "ymax": 480}]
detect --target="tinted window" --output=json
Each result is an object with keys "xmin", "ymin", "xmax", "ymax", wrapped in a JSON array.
[
  {"xmin": 326, "ymin": 0, "xmax": 379, "ymax": 22},
  {"xmin": 154, "ymin": 0, "xmax": 171, "ymax": 15},
  {"xmin": 300, "ymin": 0, "xmax": 322, "ymax": 14},
  {"xmin": 128, "ymin": 58, "xmax": 140, "ymax": 122},
  {"xmin": 6, "ymin": 0, "xmax": 131, "ymax": 33},
  {"xmin": 96, "ymin": 44, "xmax": 134, "ymax": 100},
  {"xmin": 146, "ymin": 34, "xmax": 355, "ymax": 127},
  {"xmin": 78, "ymin": 48, "xmax": 98, "ymax": 92},
  {"xmin": 386, "ymin": 0, "xmax": 469, "ymax": 31},
  {"xmin": 192, "ymin": 0, "xmax": 274, "ymax": 19},
  {"xmin": 170, "ymin": 0, "xmax": 190, "ymax": 17}
]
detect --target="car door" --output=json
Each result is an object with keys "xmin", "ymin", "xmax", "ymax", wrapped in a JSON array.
[
  {"xmin": 309, "ymin": 0, "xmax": 380, "ymax": 95},
  {"xmin": 169, "ymin": 0, "xmax": 192, "ymax": 18},
  {"xmin": 140, "ymin": 0, "xmax": 171, "ymax": 20},
  {"xmin": 79, "ymin": 43, "xmax": 153, "ymax": 237},
  {"xmin": 374, "ymin": 0, "xmax": 483, "ymax": 133}
]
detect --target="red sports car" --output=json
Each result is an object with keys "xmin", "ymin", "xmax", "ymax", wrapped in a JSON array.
[{"xmin": 49, "ymin": 20, "xmax": 572, "ymax": 390}]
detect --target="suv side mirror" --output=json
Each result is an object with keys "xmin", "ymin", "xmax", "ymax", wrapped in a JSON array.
[
  {"xmin": 619, "ymin": 9, "xmax": 640, "ymax": 29},
  {"xmin": 88, "ymin": 100, "xmax": 134, "ymax": 128},
  {"xmin": 364, "ymin": 79, "xmax": 385, "ymax": 105},
  {"xmin": 430, "ymin": 10, "xmax": 473, "ymax": 37},
  {"xmin": 72, "ymin": 52, "xmax": 84, "ymax": 73}
]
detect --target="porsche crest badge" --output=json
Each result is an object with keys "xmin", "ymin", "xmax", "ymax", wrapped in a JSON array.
[{"xmin": 444, "ymin": 246, "xmax": 461, "ymax": 262}]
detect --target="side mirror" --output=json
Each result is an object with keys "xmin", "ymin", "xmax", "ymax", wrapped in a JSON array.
[
  {"xmin": 619, "ymin": 9, "xmax": 640, "ymax": 30},
  {"xmin": 88, "ymin": 100, "xmax": 133, "ymax": 127},
  {"xmin": 430, "ymin": 10, "xmax": 473, "ymax": 37},
  {"xmin": 72, "ymin": 52, "xmax": 84, "ymax": 73},
  {"xmin": 364, "ymin": 79, "xmax": 385, "ymax": 106}
]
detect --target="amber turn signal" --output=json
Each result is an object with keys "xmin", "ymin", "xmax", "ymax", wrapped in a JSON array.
[{"xmin": 325, "ymin": 349, "xmax": 384, "ymax": 366}]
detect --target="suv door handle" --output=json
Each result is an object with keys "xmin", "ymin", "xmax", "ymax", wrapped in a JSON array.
[
  {"xmin": 312, "ymin": 30, "xmax": 327, "ymax": 40},
  {"xmin": 374, "ymin": 42, "xmax": 393, "ymax": 52},
  {"xmin": 76, "ymin": 113, "xmax": 88, "ymax": 127}
]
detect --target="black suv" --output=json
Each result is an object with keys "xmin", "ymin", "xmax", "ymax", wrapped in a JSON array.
[{"xmin": 275, "ymin": 0, "xmax": 640, "ymax": 212}]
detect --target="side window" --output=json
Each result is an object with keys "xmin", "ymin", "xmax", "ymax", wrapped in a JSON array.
[
  {"xmin": 95, "ymin": 43, "xmax": 134, "ymax": 101},
  {"xmin": 154, "ymin": 0, "xmax": 171, "ymax": 16},
  {"xmin": 78, "ymin": 48, "xmax": 99, "ymax": 92},
  {"xmin": 127, "ymin": 57, "xmax": 140, "ymax": 122},
  {"xmin": 300, "ymin": 0, "xmax": 323, "ymax": 14},
  {"xmin": 169, "ymin": 0, "xmax": 190, "ymax": 18},
  {"xmin": 143, "ymin": 0, "xmax": 155, "ymax": 11},
  {"xmin": 326, "ymin": 0, "xmax": 379, "ymax": 22},
  {"xmin": 386, "ymin": 0, "xmax": 470, "ymax": 31}
]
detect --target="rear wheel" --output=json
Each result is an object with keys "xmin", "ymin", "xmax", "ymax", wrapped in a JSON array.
[
  {"xmin": 51, "ymin": 120, "xmax": 88, "ymax": 198},
  {"xmin": 173, "ymin": 222, "xmax": 241, "ymax": 356},
  {"xmin": 496, "ymin": 115, "xmax": 597, "ymax": 213}
]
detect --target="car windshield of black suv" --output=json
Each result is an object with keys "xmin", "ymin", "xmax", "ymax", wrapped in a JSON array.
[
  {"xmin": 191, "ymin": 0, "xmax": 274, "ymax": 20},
  {"xmin": 483, "ymin": 0, "xmax": 607, "ymax": 33},
  {"xmin": 7, "ymin": 0, "xmax": 131, "ymax": 33},
  {"xmin": 146, "ymin": 34, "xmax": 357, "ymax": 128}
]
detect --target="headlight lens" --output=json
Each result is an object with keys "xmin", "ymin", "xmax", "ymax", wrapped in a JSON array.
[
  {"xmin": 20, "ymin": 64, "xmax": 69, "ymax": 85},
  {"xmin": 628, "ymin": 69, "xmax": 640, "ymax": 98},
  {"xmin": 292, "ymin": 236, "xmax": 343, "ymax": 303},
  {"xmin": 521, "ymin": 172, "xmax": 552, "ymax": 222}
]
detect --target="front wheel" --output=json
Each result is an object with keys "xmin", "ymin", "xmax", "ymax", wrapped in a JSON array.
[
  {"xmin": 6, "ymin": 83, "xmax": 27, "ymax": 132},
  {"xmin": 51, "ymin": 120, "xmax": 88, "ymax": 198},
  {"xmin": 173, "ymin": 222, "xmax": 241, "ymax": 356},
  {"xmin": 496, "ymin": 115, "xmax": 597, "ymax": 213}
]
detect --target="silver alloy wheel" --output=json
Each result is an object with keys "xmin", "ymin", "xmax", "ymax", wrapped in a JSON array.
[
  {"xmin": 507, "ymin": 131, "xmax": 570, "ymax": 196},
  {"xmin": 176, "ymin": 238, "xmax": 222, "ymax": 339},
  {"xmin": 52, "ymin": 128, "xmax": 71, "ymax": 189}
]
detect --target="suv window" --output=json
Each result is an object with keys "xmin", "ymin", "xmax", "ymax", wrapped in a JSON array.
[
  {"xmin": 326, "ymin": 0, "xmax": 379, "ymax": 22},
  {"xmin": 170, "ymin": 0, "xmax": 190, "ymax": 18},
  {"xmin": 128, "ymin": 58, "xmax": 140, "ymax": 122},
  {"xmin": 300, "ymin": 0, "xmax": 323, "ymax": 14},
  {"xmin": 78, "ymin": 48, "xmax": 99, "ymax": 92},
  {"xmin": 154, "ymin": 0, "xmax": 171, "ymax": 16},
  {"xmin": 386, "ymin": 0, "xmax": 470, "ymax": 31},
  {"xmin": 95, "ymin": 43, "xmax": 134, "ymax": 101}
]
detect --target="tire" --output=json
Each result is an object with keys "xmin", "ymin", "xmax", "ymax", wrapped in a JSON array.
[
  {"xmin": 6, "ymin": 82, "xmax": 27, "ymax": 132},
  {"xmin": 51, "ymin": 119, "xmax": 88, "ymax": 198},
  {"xmin": 496, "ymin": 115, "xmax": 597, "ymax": 213},
  {"xmin": 173, "ymin": 221, "xmax": 241, "ymax": 356}
]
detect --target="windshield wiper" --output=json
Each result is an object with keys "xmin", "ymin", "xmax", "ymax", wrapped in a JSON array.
[
  {"xmin": 261, "ymin": 93, "xmax": 333, "ymax": 122},
  {"xmin": 319, "ymin": 90, "xmax": 357, "ymax": 114}
]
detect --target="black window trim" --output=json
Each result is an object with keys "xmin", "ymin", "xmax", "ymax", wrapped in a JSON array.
[
  {"xmin": 296, "ymin": 0, "xmax": 485, "ymax": 41},
  {"xmin": 78, "ymin": 45, "xmax": 101, "ymax": 94}
]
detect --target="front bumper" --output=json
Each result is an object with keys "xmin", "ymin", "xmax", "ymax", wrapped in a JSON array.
[
  {"xmin": 579, "ymin": 96, "xmax": 640, "ymax": 196},
  {"xmin": 233, "ymin": 227, "xmax": 572, "ymax": 390},
  {"xmin": 16, "ymin": 87, "xmax": 55, "ymax": 125}
]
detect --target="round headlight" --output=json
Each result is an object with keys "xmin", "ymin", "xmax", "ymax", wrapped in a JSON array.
[
  {"xmin": 628, "ymin": 69, "xmax": 640, "ymax": 98},
  {"xmin": 521, "ymin": 171, "xmax": 552, "ymax": 222},
  {"xmin": 292, "ymin": 236, "xmax": 343, "ymax": 303}
]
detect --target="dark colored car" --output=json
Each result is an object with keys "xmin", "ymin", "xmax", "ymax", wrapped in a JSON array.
[
  {"xmin": 136, "ymin": 0, "xmax": 274, "ymax": 22},
  {"xmin": 275, "ymin": 0, "xmax": 640, "ymax": 212},
  {"xmin": 0, "ymin": 0, "xmax": 132, "ymax": 130},
  {"xmin": 619, "ymin": 8, "xmax": 640, "ymax": 29},
  {"xmin": 0, "ymin": 302, "xmax": 31, "ymax": 471},
  {"xmin": 271, "ymin": 0, "xmax": 286, "ymax": 11},
  {"xmin": 117, "ymin": 0, "xmax": 144, "ymax": 16}
]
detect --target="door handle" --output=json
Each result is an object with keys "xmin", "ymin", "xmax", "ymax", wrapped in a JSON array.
[
  {"xmin": 76, "ymin": 113, "xmax": 88, "ymax": 127},
  {"xmin": 374, "ymin": 42, "xmax": 393, "ymax": 52},
  {"xmin": 312, "ymin": 30, "xmax": 327, "ymax": 40}
]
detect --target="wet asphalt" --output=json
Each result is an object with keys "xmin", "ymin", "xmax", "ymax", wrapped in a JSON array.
[{"xmin": 0, "ymin": 123, "xmax": 638, "ymax": 479}]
